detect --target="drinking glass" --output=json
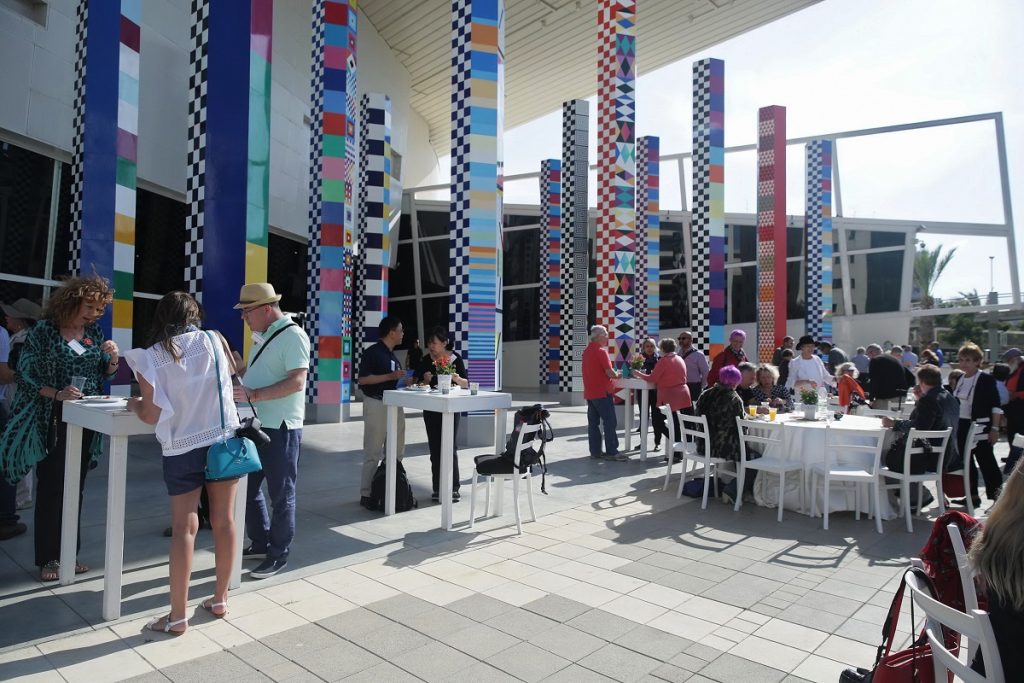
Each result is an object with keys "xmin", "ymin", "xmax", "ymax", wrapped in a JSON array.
[
  {"xmin": 71, "ymin": 376, "xmax": 87, "ymax": 393},
  {"xmin": 747, "ymin": 405, "xmax": 757, "ymax": 418},
  {"xmin": 769, "ymin": 407, "xmax": 777, "ymax": 421}
]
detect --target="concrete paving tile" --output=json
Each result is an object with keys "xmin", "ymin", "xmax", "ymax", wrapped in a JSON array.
[
  {"xmin": 615, "ymin": 623, "xmax": 693, "ymax": 661},
  {"xmin": 523, "ymin": 595, "xmax": 593, "ymax": 622},
  {"xmin": 673, "ymin": 596, "xmax": 742, "ymax": 625},
  {"xmin": 791, "ymin": 653, "xmax": 849, "ymax": 682},
  {"xmin": 815, "ymin": 578, "xmax": 877, "ymax": 603},
  {"xmin": 377, "ymin": 568, "xmax": 441, "ymax": 593},
  {"xmin": 682, "ymin": 642, "xmax": 725, "ymax": 663},
  {"xmin": 440, "ymin": 661, "xmax": 515, "ymax": 683},
  {"xmin": 776, "ymin": 603, "xmax": 846, "ymax": 632},
  {"xmin": 391, "ymin": 641, "xmax": 478, "ymax": 682},
  {"xmin": 697, "ymin": 633, "xmax": 740, "ymax": 652},
  {"xmin": 544, "ymin": 663, "xmax": 619, "ymax": 682},
  {"xmin": 364, "ymin": 593, "xmax": 437, "ymax": 621},
  {"xmin": 701, "ymin": 574, "xmax": 784, "ymax": 610},
  {"xmin": 557, "ymin": 580, "xmax": 620, "ymax": 607},
  {"xmin": 629, "ymin": 583, "xmax": 693, "ymax": 610},
  {"xmin": 652, "ymin": 572, "xmax": 716, "ymax": 595},
  {"xmin": 447, "ymin": 568, "xmax": 509, "ymax": 592},
  {"xmin": 568, "ymin": 608, "xmax": 640, "ymax": 641},
  {"xmin": 601, "ymin": 595, "xmax": 669, "ymax": 624},
  {"xmin": 484, "ymin": 558, "xmax": 538, "ymax": 580},
  {"xmin": 527, "ymin": 623, "xmax": 605, "ymax": 661},
  {"xmin": 615, "ymin": 561, "xmax": 671, "ymax": 582},
  {"xmin": 121, "ymin": 673, "xmax": 172, "ymax": 683},
  {"xmin": 577, "ymin": 551, "xmax": 633, "ymax": 570},
  {"xmin": 485, "ymin": 606, "xmax": 560, "ymax": 639},
  {"xmin": 290, "ymin": 639, "xmax": 382, "ymax": 681},
  {"xmin": 130, "ymin": 629, "xmax": 223, "ymax": 670},
  {"xmin": 486, "ymin": 579, "xmax": 549, "ymax": 606},
  {"xmin": 729, "ymin": 635, "xmax": 807, "ymax": 673},
  {"xmin": 159, "ymin": 651, "xmax": 256, "ymax": 682},
  {"xmin": 794, "ymin": 591, "xmax": 864, "ymax": 618},
  {"xmin": 318, "ymin": 578, "xmax": 401, "ymax": 606},
  {"xmin": 488, "ymin": 641, "xmax": 572, "ymax": 682},
  {"xmin": 698, "ymin": 652, "xmax": 787, "ymax": 683},
  {"xmin": 639, "ymin": 552, "xmax": 694, "ymax": 572},
  {"xmin": 545, "ymin": 542, "xmax": 597, "ymax": 561},
  {"xmin": 418, "ymin": 580, "xmax": 476, "ymax": 606},
  {"xmin": 752, "ymin": 618, "xmax": 829, "ymax": 651},
  {"xmin": 445, "ymin": 593, "xmax": 516, "ymax": 622},
  {"xmin": 318, "ymin": 607, "xmax": 394, "ymax": 640},
  {"xmin": 647, "ymin": 611, "xmax": 717, "ymax": 642},
  {"xmin": 226, "ymin": 641, "xmax": 290, "ymax": 670},
  {"xmin": 648, "ymin": 663, "xmax": 695, "ymax": 682},
  {"xmin": 813, "ymin": 634, "xmax": 877, "ymax": 666},
  {"xmin": 401, "ymin": 604, "xmax": 476, "ymax": 639},
  {"xmin": 438, "ymin": 623, "xmax": 520, "ymax": 659},
  {"xmin": 602, "ymin": 544, "xmax": 655, "ymax": 561},
  {"xmin": 232, "ymin": 605, "xmax": 309, "ymax": 640},
  {"xmin": 284, "ymin": 592, "xmax": 358, "ymax": 622},
  {"xmin": 667, "ymin": 650, "xmax": 709, "ymax": 672},
  {"xmin": 711, "ymin": 626, "xmax": 747, "ymax": 643},
  {"xmin": 262, "ymin": 623, "xmax": 344, "ymax": 656},
  {"xmin": 833, "ymin": 617, "xmax": 882, "ymax": 646},
  {"xmin": 526, "ymin": 570, "xmax": 580, "ymax": 593},
  {"xmin": 577, "ymin": 643, "xmax": 662, "ymax": 683},
  {"xmin": 347, "ymin": 621, "xmax": 432, "ymax": 660}
]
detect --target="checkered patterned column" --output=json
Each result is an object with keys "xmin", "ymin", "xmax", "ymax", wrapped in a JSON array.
[
  {"xmin": 636, "ymin": 135, "xmax": 660, "ymax": 339},
  {"xmin": 691, "ymin": 58, "xmax": 725, "ymax": 357},
  {"xmin": 539, "ymin": 159, "xmax": 561, "ymax": 386},
  {"xmin": 450, "ymin": 0, "xmax": 504, "ymax": 390},
  {"xmin": 355, "ymin": 93, "xmax": 391, "ymax": 377},
  {"xmin": 305, "ymin": 0, "xmax": 357, "ymax": 414},
  {"xmin": 560, "ymin": 100, "xmax": 589, "ymax": 395},
  {"xmin": 67, "ymin": 1, "xmax": 140, "ymax": 393},
  {"xmin": 756, "ymin": 105, "xmax": 787, "ymax": 363},
  {"xmin": 595, "ymin": 0, "xmax": 636, "ymax": 366},
  {"xmin": 805, "ymin": 139, "xmax": 833, "ymax": 342},
  {"xmin": 185, "ymin": 0, "xmax": 209, "ymax": 302}
]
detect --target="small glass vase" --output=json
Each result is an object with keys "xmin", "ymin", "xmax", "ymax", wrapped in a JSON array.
[{"xmin": 437, "ymin": 374, "xmax": 453, "ymax": 394}]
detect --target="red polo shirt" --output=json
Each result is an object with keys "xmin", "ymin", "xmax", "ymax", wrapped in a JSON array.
[{"xmin": 583, "ymin": 342, "xmax": 615, "ymax": 400}]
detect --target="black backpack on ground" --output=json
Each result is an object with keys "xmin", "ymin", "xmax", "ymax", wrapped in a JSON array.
[
  {"xmin": 368, "ymin": 460, "xmax": 418, "ymax": 512},
  {"xmin": 473, "ymin": 404, "xmax": 554, "ymax": 494}
]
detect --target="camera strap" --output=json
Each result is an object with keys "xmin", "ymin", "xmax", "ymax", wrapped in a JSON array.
[{"xmin": 237, "ymin": 322, "xmax": 295, "ymax": 422}]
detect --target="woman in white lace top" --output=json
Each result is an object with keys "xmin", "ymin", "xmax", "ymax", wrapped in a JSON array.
[{"xmin": 124, "ymin": 292, "xmax": 242, "ymax": 634}]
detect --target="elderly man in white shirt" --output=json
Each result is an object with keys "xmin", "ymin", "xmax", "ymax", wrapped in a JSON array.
[{"xmin": 785, "ymin": 335, "xmax": 833, "ymax": 394}]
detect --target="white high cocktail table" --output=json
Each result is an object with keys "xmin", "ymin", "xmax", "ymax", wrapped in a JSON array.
[
  {"xmin": 383, "ymin": 388, "xmax": 512, "ymax": 530},
  {"xmin": 613, "ymin": 377, "xmax": 655, "ymax": 460},
  {"xmin": 60, "ymin": 398, "xmax": 246, "ymax": 620}
]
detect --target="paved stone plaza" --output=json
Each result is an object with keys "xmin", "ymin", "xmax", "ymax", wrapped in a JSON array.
[{"xmin": 0, "ymin": 395, "xmax": 996, "ymax": 682}]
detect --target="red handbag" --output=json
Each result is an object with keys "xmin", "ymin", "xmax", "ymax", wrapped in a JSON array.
[{"xmin": 941, "ymin": 472, "xmax": 965, "ymax": 498}]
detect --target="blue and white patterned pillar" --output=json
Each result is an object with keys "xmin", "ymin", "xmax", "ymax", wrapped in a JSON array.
[
  {"xmin": 539, "ymin": 159, "xmax": 561, "ymax": 386},
  {"xmin": 636, "ymin": 136, "xmax": 660, "ymax": 340},
  {"xmin": 805, "ymin": 139, "xmax": 833, "ymax": 341},
  {"xmin": 560, "ymin": 99, "xmax": 589, "ymax": 396}
]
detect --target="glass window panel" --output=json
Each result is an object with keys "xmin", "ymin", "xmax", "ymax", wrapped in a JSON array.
[
  {"xmin": 416, "ymin": 210, "xmax": 449, "ymax": 237},
  {"xmin": 844, "ymin": 228, "xmax": 908, "ymax": 251},
  {"xmin": 502, "ymin": 227, "xmax": 539, "ymax": 286},
  {"xmin": 0, "ymin": 280, "xmax": 45, "ymax": 318},
  {"xmin": 399, "ymin": 213, "xmax": 412, "ymax": 241},
  {"xmin": 726, "ymin": 224, "xmax": 756, "ymax": 263},
  {"xmin": 133, "ymin": 189, "xmax": 187, "ymax": 295},
  {"xmin": 267, "ymin": 233, "xmax": 307, "ymax": 314},
  {"xmin": 786, "ymin": 227, "xmax": 804, "ymax": 258},
  {"xmin": 132, "ymin": 297, "xmax": 158, "ymax": 347},
  {"xmin": 503, "ymin": 287, "xmax": 539, "ymax": 342},
  {"xmin": 0, "ymin": 142, "xmax": 54, "ymax": 279},
  {"xmin": 660, "ymin": 221, "xmax": 685, "ymax": 271},
  {"xmin": 504, "ymin": 213, "xmax": 539, "ymax": 228},
  {"xmin": 385, "ymin": 298, "xmax": 419, "ymax": 351},
  {"xmin": 727, "ymin": 265, "xmax": 756, "ymax": 324},
  {"xmin": 849, "ymin": 251, "xmax": 904, "ymax": 314},
  {"xmin": 659, "ymin": 274, "xmax": 690, "ymax": 329},
  {"xmin": 419, "ymin": 296, "xmax": 449, "ymax": 343},
  {"xmin": 390, "ymin": 243, "xmax": 416, "ymax": 297},
  {"xmin": 418, "ymin": 239, "xmax": 449, "ymax": 294},
  {"xmin": 52, "ymin": 161, "xmax": 73, "ymax": 279},
  {"xmin": 833, "ymin": 256, "xmax": 845, "ymax": 316}
]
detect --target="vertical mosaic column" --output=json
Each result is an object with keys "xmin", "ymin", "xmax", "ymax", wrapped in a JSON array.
[
  {"xmin": 450, "ymin": 0, "xmax": 504, "ymax": 390},
  {"xmin": 635, "ymin": 136, "xmax": 660, "ymax": 340},
  {"xmin": 538, "ymin": 159, "xmax": 561, "ymax": 386},
  {"xmin": 805, "ymin": 139, "xmax": 833, "ymax": 341},
  {"xmin": 690, "ymin": 58, "xmax": 725, "ymax": 358},
  {"xmin": 595, "ymin": 0, "xmax": 636, "ymax": 365},
  {"xmin": 185, "ymin": 0, "xmax": 274, "ymax": 352},
  {"xmin": 67, "ymin": 0, "xmax": 140, "ymax": 392},
  {"xmin": 560, "ymin": 100, "xmax": 589, "ymax": 396},
  {"xmin": 304, "ymin": 0, "xmax": 356, "ymax": 416},
  {"xmin": 354, "ymin": 93, "xmax": 391, "ymax": 376},
  {"xmin": 756, "ymin": 105, "xmax": 787, "ymax": 363}
]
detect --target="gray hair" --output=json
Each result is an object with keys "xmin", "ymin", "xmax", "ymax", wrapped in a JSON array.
[
  {"xmin": 866, "ymin": 343, "xmax": 882, "ymax": 355},
  {"xmin": 756, "ymin": 364, "xmax": 779, "ymax": 383},
  {"xmin": 837, "ymin": 361, "xmax": 858, "ymax": 378},
  {"xmin": 589, "ymin": 325, "xmax": 609, "ymax": 341},
  {"xmin": 659, "ymin": 338, "xmax": 677, "ymax": 354}
]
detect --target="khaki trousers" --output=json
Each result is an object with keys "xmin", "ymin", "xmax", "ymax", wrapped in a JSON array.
[{"xmin": 361, "ymin": 396, "xmax": 405, "ymax": 497}]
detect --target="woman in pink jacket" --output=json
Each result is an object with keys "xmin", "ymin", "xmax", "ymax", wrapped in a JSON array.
[{"xmin": 634, "ymin": 338, "xmax": 692, "ymax": 453}]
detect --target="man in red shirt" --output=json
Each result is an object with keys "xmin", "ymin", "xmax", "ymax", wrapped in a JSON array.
[
  {"xmin": 707, "ymin": 329, "xmax": 749, "ymax": 387},
  {"xmin": 583, "ymin": 325, "xmax": 624, "ymax": 460}
]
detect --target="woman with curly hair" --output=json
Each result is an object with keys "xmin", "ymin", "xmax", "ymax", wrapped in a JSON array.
[{"xmin": 0, "ymin": 275, "xmax": 118, "ymax": 581}]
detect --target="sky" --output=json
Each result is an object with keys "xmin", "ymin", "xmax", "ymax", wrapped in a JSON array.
[{"xmin": 429, "ymin": 0, "xmax": 1024, "ymax": 301}]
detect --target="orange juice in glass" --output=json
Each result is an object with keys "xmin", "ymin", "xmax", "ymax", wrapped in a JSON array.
[
  {"xmin": 769, "ymin": 407, "xmax": 778, "ymax": 421},
  {"xmin": 747, "ymin": 405, "xmax": 757, "ymax": 418}
]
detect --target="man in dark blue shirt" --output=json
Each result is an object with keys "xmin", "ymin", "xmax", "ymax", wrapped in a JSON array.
[{"xmin": 357, "ymin": 316, "xmax": 405, "ymax": 508}]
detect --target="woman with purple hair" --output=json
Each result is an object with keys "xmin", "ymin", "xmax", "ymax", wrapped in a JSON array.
[
  {"xmin": 707, "ymin": 329, "xmax": 749, "ymax": 387},
  {"xmin": 695, "ymin": 364, "xmax": 745, "ymax": 465}
]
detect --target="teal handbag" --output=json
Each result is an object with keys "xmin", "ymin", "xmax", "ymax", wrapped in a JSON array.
[{"xmin": 204, "ymin": 331, "xmax": 262, "ymax": 481}]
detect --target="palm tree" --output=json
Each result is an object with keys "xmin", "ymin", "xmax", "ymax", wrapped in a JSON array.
[{"xmin": 914, "ymin": 242, "xmax": 957, "ymax": 346}]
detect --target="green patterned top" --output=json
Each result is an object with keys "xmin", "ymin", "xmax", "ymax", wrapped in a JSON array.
[{"xmin": 1, "ymin": 320, "xmax": 112, "ymax": 482}]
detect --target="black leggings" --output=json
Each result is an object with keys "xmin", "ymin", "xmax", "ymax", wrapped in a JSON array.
[
  {"xmin": 35, "ymin": 418, "xmax": 94, "ymax": 567},
  {"xmin": 423, "ymin": 411, "xmax": 460, "ymax": 494},
  {"xmin": 958, "ymin": 418, "xmax": 1002, "ymax": 498}
]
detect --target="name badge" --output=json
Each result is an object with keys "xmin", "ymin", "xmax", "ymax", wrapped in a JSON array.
[
  {"xmin": 391, "ymin": 360, "xmax": 397, "ymax": 371},
  {"xmin": 68, "ymin": 339, "xmax": 87, "ymax": 355}
]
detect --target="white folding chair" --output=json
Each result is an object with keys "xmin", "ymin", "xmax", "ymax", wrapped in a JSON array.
[
  {"xmin": 673, "ymin": 413, "xmax": 730, "ymax": 510},
  {"xmin": 904, "ymin": 569, "xmax": 1004, "ymax": 683},
  {"xmin": 661, "ymin": 405, "xmax": 696, "ymax": 490},
  {"xmin": 734, "ymin": 417, "xmax": 804, "ymax": 521},
  {"xmin": 946, "ymin": 421, "xmax": 987, "ymax": 516},
  {"xmin": 811, "ymin": 426, "xmax": 887, "ymax": 533},
  {"xmin": 947, "ymin": 523, "xmax": 982, "ymax": 665},
  {"xmin": 468, "ymin": 422, "xmax": 541, "ymax": 535},
  {"xmin": 880, "ymin": 428, "xmax": 951, "ymax": 533}
]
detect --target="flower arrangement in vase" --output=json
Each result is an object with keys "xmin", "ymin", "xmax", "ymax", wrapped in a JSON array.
[
  {"xmin": 799, "ymin": 388, "xmax": 819, "ymax": 420},
  {"xmin": 434, "ymin": 355, "xmax": 456, "ymax": 393}
]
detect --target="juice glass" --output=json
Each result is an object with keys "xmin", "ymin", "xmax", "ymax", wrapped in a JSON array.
[
  {"xmin": 747, "ymin": 405, "xmax": 757, "ymax": 418},
  {"xmin": 769, "ymin": 407, "xmax": 777, "ymax": 421}
]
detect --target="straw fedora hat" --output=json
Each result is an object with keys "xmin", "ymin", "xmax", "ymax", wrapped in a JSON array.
[
  {"xmin": 1, "ymin": 298, "xmax": 42, "ymax": 321},
  {"xmin": 233, "ymin": 283, "xmax": 282, "ymax": 309}
]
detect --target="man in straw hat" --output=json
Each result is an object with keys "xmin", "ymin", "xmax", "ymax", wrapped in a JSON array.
[{"xmin": 232, "ymin": 283, "xmax": 310, "ymax": 579}]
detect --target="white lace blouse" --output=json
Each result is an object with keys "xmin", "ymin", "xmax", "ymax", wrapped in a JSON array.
[{"xmin": 124, "ymin": 331, "xmax": 241, "ymax": 456}]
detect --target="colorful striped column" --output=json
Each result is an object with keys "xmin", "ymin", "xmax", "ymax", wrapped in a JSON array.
[
  {"xmin": 184, "ymin": 0, "xmax": 273, "ymax": 354},
  {"xmin": 756, "ymin": 105, "xmax": 787, "ymax": 363},
  {"xmin": 636, "ymin": 135, "xmax": 660, "ymax": 340},
  {"xmin": 305, "ymin": 0, "xmax": 357, "ymax": 417},
  {"xmin": 67, "ymin": 0, "xmax": 140, "ymax": 392},
  {"xmin": 449, "ymin": 0, "xmax": 504, "ymax": 390},
  {"xmin": 595, "ymin": 0, "xmax": 636, "ymax": 365},
  {"xmin": 691, "ymin": 58, "xmax": 725, "ymax": 358},
  {"xmin": 354, "ymin": 92, "xmax": 391, "ymax": 376},
  {"xmin": 538, "ymin": 159, "xmax": 561, "ymax": 386},
  {"xmin": 805, "ymin": 139, "xmax": 833, "ymax": 342},
  {"xmin": 560, "ymin": 99, "xmax": 589, "ymax": 396}
]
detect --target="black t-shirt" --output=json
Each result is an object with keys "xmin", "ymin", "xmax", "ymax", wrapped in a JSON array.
[
  {"xmin": 358, "ymin": 341, "xmax": 400, "ymax": 400},
  {"xmin": 413, "ymin": 352, "xmax": 468, "ymax": 387},
  {"xmin": 868, "ymin": 353, "xmax": 907, "ymax": 400}
]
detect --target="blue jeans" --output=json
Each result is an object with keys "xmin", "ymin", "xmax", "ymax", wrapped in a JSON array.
[
  {"xmin": 587, "ymin": 394, "xmax": 619, "ymax": 457},
  {"xmin": 246, "ymin": 426, "xmax": 301, "ymax": 561}
]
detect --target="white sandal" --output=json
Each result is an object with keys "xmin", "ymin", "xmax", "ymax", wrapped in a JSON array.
[
  {"xmin": 147, "ymin": 614, "xmax": 188, "ymax": 635},
  {"xmin": 202, "ymin": 597, "xmax": 228, "ymax": 618}
]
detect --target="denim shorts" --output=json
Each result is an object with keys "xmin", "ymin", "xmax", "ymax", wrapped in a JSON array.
[{"xmin": 162, "ymin": 447, "xmax": 210, "ymax": 496}]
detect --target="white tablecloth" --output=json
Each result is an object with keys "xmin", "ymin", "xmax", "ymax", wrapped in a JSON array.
[{"xmin": 750, "ymin": 413, "xmax": 897, "ymax": 519}]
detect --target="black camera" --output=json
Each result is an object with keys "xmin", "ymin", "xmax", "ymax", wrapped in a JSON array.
[{"xmin": 236, "ymin": 416, "xmax": 271, "ymax": 446}]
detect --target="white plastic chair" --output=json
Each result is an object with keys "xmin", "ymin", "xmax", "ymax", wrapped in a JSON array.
[
  {"xmin": 811, "ymin": 426, "xmax": 887, "ymax": 533},
  {"xmin": 661, "ymin": 405, "xmax": 696, "ymax": 491},
  {"xmin": 733, "ymin": 417, "xmax": 804, "ymax": 521},
  {"xmin": 904, "ymin": 569, "xmax": 1004, "ymax": 683},
  {"xmin": 672, "ymin": 413, "xmax": 730, "ymax": 510},
  {"xmin": 468, "ymin": 422, "xmax": 541, "ymax": 535},
  {"xmin": 948, "ymin": 523, "xmax": 982, "ymax": 665},
  {"xmin": 946, "ymin": 421, "xmax": 987, "ymax": 516},
  {"xmin": 880, "ymin": 428, "xmax": 951, "ymax": 533}
]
